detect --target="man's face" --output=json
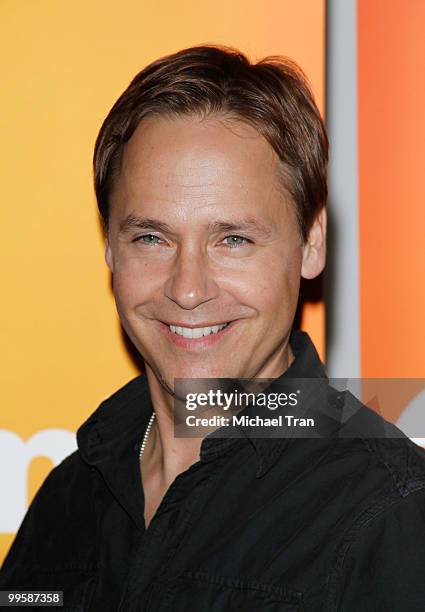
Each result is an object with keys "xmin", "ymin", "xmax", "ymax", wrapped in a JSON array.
[{"xmin": 106, "ymin": 114, "xmax": 325, "ymax": 389}]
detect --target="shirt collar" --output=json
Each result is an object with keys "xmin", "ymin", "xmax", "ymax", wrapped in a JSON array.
[
  {"xmin": 199, "ymin": 329, "xmax": 328, "ymax": 477},
  {"xmin": 77, "ymin": 375, "xmax": 154, "ymax": 529}
]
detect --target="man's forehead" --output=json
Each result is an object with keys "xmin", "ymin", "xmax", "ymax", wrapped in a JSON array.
[
  {"xmin": 120, "ymin": 113, "xmax": 277, "ymax": 175},
  {"xmin": 111, "ymin": 114, "xmax": 293, "ymax": 230}
]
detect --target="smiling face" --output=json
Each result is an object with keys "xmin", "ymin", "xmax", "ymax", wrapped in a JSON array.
[{"xmin": 105, "ymin": 113, "xmax": 326, "ymax": 398}]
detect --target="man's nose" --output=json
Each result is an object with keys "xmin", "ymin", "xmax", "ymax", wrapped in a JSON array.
[{"xmin": 164, "ymin": 245, "xmax": 219, "ymax": 310}]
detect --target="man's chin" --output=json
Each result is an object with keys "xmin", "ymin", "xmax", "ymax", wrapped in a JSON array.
[{"xmin": 147, "ymin": 363, "xmax": 238, "ymax": 391}]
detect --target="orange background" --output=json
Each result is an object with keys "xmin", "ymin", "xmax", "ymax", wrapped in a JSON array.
[{"xmin": 358, "ymin": 0, "xmax": 425, "ymax": 379}]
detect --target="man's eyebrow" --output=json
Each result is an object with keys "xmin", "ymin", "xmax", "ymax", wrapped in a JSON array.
[
  {"xmin": 118, "ymin": 214, "xmax": 272, "ymax": 238},
  {"xmin": 207, "ymin": 218, "xmax": 272, "ymax": 237},
  {"xmin": 119, "ymin": 214, "xmax": 171, "ymax": 234}
]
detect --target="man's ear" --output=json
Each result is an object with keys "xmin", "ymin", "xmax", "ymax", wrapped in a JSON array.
[
  {"xmin": 105, "ymin": 238, "xmax": 114, "ymax": 273},
  {"xmin": 301, "ymin": 207, "xmax": 327, "ymax": 280}
]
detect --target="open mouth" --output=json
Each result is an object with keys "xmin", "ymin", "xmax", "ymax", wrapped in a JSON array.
[
  {"xmin": 168, "ymin": 322, "xmax": 230, "ymax": 339},
  {"xmin": 158, "ymin": 320, "xmax": 236, "ymax": 343}
]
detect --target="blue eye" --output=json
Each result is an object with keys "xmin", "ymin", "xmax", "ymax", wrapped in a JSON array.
[
  {"xmin": 223, "ymin": 235, "xmax": 249, "ymax": 248},
  {"xmin": 132, "ymin": 234, "xmax": 161, "ymax": 245}
]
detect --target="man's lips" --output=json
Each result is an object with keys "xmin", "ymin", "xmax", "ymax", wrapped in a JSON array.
[
  {"xmin": 160, "ymin": 320, "xmax": 233, "ymax": 328},
  {"xmin": 158, "ymin": 320, "xmax": 238, "ymax": 348}
]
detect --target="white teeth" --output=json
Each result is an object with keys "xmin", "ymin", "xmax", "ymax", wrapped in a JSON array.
[
  {"xmin": 192, "ymin": 327, "xmax": 205, "ymax": 339},
  {"xmin": 169, "ymin": 323, "xmax": 229, "ymax": 338}
]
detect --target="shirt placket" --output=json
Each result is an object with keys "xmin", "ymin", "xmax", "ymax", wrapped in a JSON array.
[{"xmin": 118, "ymin": 450, "xmax": 224, "ymax": 612}]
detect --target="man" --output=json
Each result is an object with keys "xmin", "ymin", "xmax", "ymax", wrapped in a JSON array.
[{"xmin": 1, "ymin": 45, "xmax": 425, "ymax": 611}]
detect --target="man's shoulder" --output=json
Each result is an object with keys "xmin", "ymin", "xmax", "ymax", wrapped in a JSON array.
[
  {"xmin": 323, "ymin": 387, "xmax": 425, "ymax": 488},
  {"xmin": 33, "ymin": 375, "xmax": 149, "ymax": 508},
  {"xmin": 0, "ymin": 449, "xmax": 97, "ymax": 580},
  {"xmin": 334, "ymin": 388, "xmax": 425, "ymax": 494},
  {"xmin": 318, "ymin": 392, "xmax": 425, "ymax": 610},
  {"xmin": 28, "ymin": 450, "xmax": 92, "ymax": 518},
  {"xmin": 358, "ymin": 434, "xmax": 425, "ymax": 498}
]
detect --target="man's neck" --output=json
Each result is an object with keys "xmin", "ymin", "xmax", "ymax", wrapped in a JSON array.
[{"xmin": 141, "ymin": 340, "xmax": 295, "ymax": 481}]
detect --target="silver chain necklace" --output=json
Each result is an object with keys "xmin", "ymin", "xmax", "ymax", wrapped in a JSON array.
[{"xmin": 139, "ymin": 412, "xmax": 156, "ymax": 459}]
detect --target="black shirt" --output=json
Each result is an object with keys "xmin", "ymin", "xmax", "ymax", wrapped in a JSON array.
[{"xmin": 2, "ymin": 331, "xmax": 425, "ymax": 611}]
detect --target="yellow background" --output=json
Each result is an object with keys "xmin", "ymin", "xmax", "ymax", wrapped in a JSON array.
[{"xmin": 0, "ymin": 0, "xmax": 325, "ymax": 564}]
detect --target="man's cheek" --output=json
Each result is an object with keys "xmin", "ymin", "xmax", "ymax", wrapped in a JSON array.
[{"xmin": 113, "ymin": 274, "xmax": 144, "ymax": 307}]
